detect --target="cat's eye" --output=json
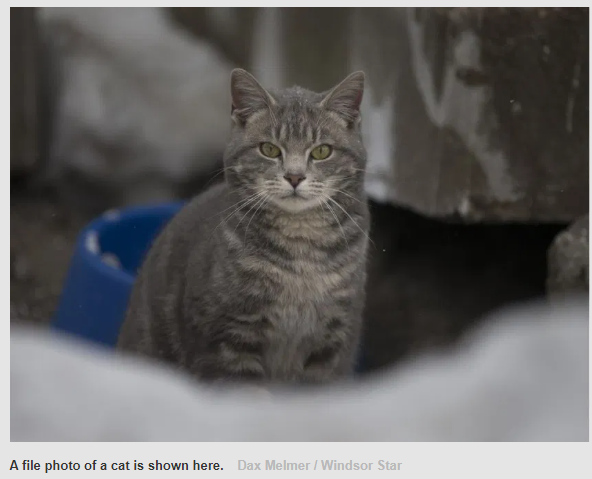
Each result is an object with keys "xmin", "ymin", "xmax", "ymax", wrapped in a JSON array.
[
  {"xmin": 260, "ymin": 142, "xmax": 282, "ymax": 158},
  {"xmin": 310, "ymin": 144, "xmax": 332, "ymax": 160}
]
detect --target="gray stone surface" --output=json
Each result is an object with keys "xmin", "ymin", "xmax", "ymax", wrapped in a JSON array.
[{"xmin": 547, "ymin": 214, "xmax": 589, "ymax": 297}]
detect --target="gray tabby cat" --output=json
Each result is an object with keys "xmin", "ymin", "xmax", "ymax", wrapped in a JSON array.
[{"xmin": 117, "ymin": 69, "xmax": 370, "ymax": 384}]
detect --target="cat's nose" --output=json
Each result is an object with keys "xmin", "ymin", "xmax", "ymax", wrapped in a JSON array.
[{"xmin": 284, "ymin": 173, "xmax": 306, "ymax": 189}]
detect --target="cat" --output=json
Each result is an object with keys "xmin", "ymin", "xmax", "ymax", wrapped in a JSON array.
[
  {"xmin": 39, "ymin": 7, "xmax": 232, "ymax": 212},
  {"xmin": 116, "ymin": 68, "xmax": 370, "ymax": 385}
]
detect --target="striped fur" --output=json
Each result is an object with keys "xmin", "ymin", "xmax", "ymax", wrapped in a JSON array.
[{"xmin": 117, "ymin": 70, "xmax": 370, "ymax": 385}]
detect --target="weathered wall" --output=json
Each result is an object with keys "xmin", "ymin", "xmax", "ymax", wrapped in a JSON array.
[
  {"xmin": 170, "ymin": 7, "xmax": 589, "ymax": 223},
  {"xmin": 395, "ymin": 8, "xmax": 588, "ymax": 222}
]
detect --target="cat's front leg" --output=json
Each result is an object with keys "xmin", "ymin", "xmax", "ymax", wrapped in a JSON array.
[
  {"xmin": 190, "ymin": 320, "xmax": 269, "ymax": 383},
  {"xmin": 302, "ymin": 345, "xmax": 357, "ymax": 383},
  {"xmin": 301, "ymin": 314, "xmax": 362, "ymax": 384},
  {"xmin": 197, "ymin": 351, "xmax": 266, "ymax": 382}
]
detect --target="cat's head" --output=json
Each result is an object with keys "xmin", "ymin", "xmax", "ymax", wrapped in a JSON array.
[{"xmin": 223, "ymin": 69, "xmax": 367, "ymax": 213}]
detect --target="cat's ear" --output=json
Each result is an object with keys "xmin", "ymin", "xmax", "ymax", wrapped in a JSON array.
[
  {"xmin": 320, "ymin": 71, "xmax": 365, "ymax": 125},
  {"xmin": 230, "ymin": 69, "xmax": 276, "ymax": 125}
]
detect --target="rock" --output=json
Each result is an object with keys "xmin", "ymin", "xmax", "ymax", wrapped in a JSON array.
[{"xmin": 547, "ymin": 214, "xmax": 589, "ymax": 297}]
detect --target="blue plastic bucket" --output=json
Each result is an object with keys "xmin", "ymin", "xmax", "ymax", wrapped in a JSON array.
[{"xmin": 53, "ymin": 202, "xmax": 184, "ymax": 346}]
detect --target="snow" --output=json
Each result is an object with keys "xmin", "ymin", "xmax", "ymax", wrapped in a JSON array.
[{"xmin": 11, "ymin": 297, "xmax": 588, "ymax": 441}]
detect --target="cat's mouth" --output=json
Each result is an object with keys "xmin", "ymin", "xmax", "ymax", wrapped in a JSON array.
[
  {"xmin": 280, "ymin": 190, "xmax": 311, "ymax": 201},
  {"xmin": 272, "ymin": 191, "xmax": 321, "ymax": 212}
]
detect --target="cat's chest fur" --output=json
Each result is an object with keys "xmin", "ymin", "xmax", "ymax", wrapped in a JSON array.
[
  {"xmin": 235, "ymin": 216, "xmax": 357, "ymax": 304},
  {"xmin": 263, "ymin": 302, "xmax": 325, "ymax": 378},
  {"xmin": 233, "ymin": 221, "xmax": 359, "ymax": 377}
]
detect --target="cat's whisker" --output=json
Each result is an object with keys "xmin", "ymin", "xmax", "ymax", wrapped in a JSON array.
[
  {"xmin": 320, "ymin": 197, "xmax": 349, "ymax": 250},
  {"xmin": 323, "ymin": 187, "xmax": 368, "ymax": 206},
  {"xmin": 244, "ymin": 194, "xmax": 271, "ymax": 245},
  {"xmin": 224, "ymin": 194, "xmax": 267, "ymax": 229},
  {"xmin": 203, "ymin": 165, "xmax": 237, "ymax": 189},
  {"xmin": 332, "ymin": 174, "xmax": 362, "ymax": 183},
  {"xmin": 207, "ymin": 189, "xmax": 262, "ymax": 221},
  {"xmin": 210, "ymin": 191, "xmax": 266, "ymax": 238},
  {"xmin": 233, "ymin": 192, "xmax": 269, "ymax": 236},
  {"xmin": 326, "ymin": 196, "xmax": 374, "ymax": 247}
]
